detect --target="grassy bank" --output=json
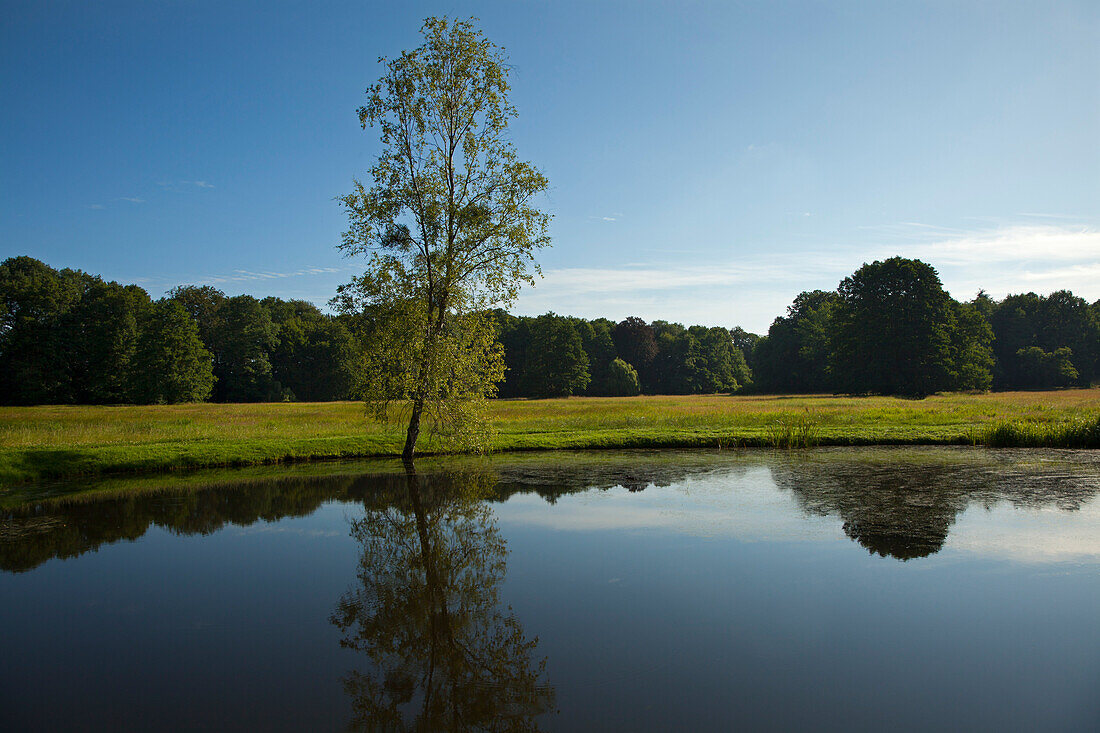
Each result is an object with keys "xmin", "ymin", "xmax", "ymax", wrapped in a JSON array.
[{"xmin": 1, "ymin": 390, "xmax": 1098, "ymax": 485}]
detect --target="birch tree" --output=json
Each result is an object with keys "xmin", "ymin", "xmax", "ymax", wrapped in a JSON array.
[{"xmin": 337, "ymin": 17, "xmax": 550, "ymax": 460}]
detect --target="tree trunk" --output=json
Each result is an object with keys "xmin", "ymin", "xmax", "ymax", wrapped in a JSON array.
[{"xmin": 403, "ymin": 396, "xmax": 424, "ymax": 461}]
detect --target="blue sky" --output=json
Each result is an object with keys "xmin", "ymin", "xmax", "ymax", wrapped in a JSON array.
[{"xmin": 2, "ymin": 0, "xmax": 1097, "ymax": 333}]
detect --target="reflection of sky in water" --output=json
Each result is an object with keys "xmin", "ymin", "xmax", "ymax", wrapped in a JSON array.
[
  {"xmin": 497, "ymin": 468, "xmax": 842, "ymax": 539},
  {"xmin": 948, "ymin": 501, "xmax": 1100, "ymax": 562},
  {"xmin": 495, "ymin": 466, "xmax": 1100, "ymax": 564}
]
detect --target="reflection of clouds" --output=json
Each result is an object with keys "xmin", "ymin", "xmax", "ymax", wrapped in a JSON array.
[
  {"xmin": 947, "ymin": 501, "xmax": 1100, "ymax": 562},
  {"xmin": 235, "ymin": 525, "xmax": 342, "ymax": 538},
  {"xmin": 498, "ymin": 470, "xmax": 842, "ymax": 543},
  {"xmin": 497, "ymin": 462, "xmax": 1100, "ymax": 565}
]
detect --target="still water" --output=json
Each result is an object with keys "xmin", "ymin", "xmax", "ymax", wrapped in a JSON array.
[{"xmin": 2, "ymin": 448, "xmax": 1099, "ymax": 731}]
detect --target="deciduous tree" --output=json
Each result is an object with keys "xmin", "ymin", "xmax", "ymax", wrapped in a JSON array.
[
  {"xmin": 338, "ymin": 17, "xmax": 550, "ymax": 459},
  {"xmin": 131, "ymin": 300, "xmax": 215, "ymax": 403},
  {"xmin": 606, "ymin": 357, "xmax": 641, "ymax": 396},
  {"xmin": 830, "ymin": 258, "xmax": 956, "ymax": 397},
  {"xmin": 524, "ymin": 313, "xmax": 590, "ymax": 397}
]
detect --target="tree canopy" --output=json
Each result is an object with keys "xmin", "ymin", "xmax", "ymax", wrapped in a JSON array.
[
  {"xmin": 988, "ymin": 290, "xmax": 1098, "ymax": 389},
  {"xmin": 753, "ymin": 290, "xmax": 838, "ymax": 394},
  {"xmin": 829, "ymin": 258, "xmax": 990, "ymax": 397},
  {"xmin": 131, "ymin": 300, "xmax": 215, "ymax": 404}
]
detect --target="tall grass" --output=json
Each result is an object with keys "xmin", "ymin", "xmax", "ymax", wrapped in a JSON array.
[
  {"xmin": 977, "ymin": 415, "xmax": 1100, "ymax": 448},
  {"xmin": 765, "ymin": 412, "xmax": 821, "ymax": 448}
]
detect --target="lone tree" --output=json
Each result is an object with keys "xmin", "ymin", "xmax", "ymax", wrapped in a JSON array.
[{"xmin": 337, "ymin": 17, "xmax": 550, "ymax": 460}]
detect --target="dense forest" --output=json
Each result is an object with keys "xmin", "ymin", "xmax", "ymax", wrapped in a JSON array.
[{"xmin": 1, "ymin": 255, "xmax": 1097, "ymax": 404}]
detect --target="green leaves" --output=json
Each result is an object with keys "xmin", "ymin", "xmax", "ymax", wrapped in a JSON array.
[
  {"xmin": 830, "ymin": 257, "xmax": 988, "ymax": 397},
  {"xmin": 340, "ymin": 17, "xmax": 550, "ymax": 457}
]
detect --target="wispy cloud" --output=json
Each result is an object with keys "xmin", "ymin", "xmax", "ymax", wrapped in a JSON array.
[
  {"xmin": 514, "ymin": 222, "xmax": 1100, "ymax": 331},
  {"xmin": 516, "ymin": 258, "xmax": 842, "ymax": 329},
  {"xmin": 1018, "ymin": 262, "xmax": 1100, "ymax": 282},
  {"xmin": 589, "ymin": 212, "xmax": 624, "ymax": 223},
  {"xmin": 184, "ymin": 264, "xmax": 345, "ymax": 283},
  {"xmin": 117, "ymin": 197, "xmax": 145, "ymax": 204},
  {"xmin": 903, "ymin": 224, "xmax": 1100, "ymax": 266},
  {"xmin": 193, "ymin": 266, "xmax": 343, "ymax": 285},
  {"xmin": 133, "ymin": 265, "xmax": 351, "ymax": 291},
  {"xmin": 534, "ymin": 260, "xmax": 832, "ymax": 296},
  {"xmin": 1015, "ymin": 212, "xmax": 1081, "ymax": 220},
  {"xmin": 86, "ymin": 204, "xmax": 105, "ymax": 210},
  {"xmin": 156, "ymin": 180, "xmax": 216, "ymax": 191},
  {"xmin": 855, "ymin": 221, "xmax": 971, "ymax": 237}
]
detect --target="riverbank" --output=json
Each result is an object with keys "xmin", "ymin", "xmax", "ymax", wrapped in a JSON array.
[{"xmin": 2, "ymin": 390, "xmax": 1098, "ymax": 485}]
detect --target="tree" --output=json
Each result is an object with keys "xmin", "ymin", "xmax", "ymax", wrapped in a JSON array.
[
  {"xmin": 167, "ymin": 284, "xmax": 226, "ymax": 351},
  {"xmin": 0, "ymin": 258, "xmax": 155, "ymax": 404},
  {"xmin": 0, "ymin": 257, "xmax": 82, "ymax": 404},
  {"xmin": 1037, "ymin": 291, "xmax": 1097, "ymax": 382},
  {"xmin": 830, "ymin": 258, "xmax": 957, "ymax": 397},
  {"xmin": 989, "ymin": 290, "xmax": 1097, "ymax": 389},
  {"xmin": 693, "ymin": 325, "xmax": 749, "ymax": 393},
  {"xmin": 949, "ymin": 300, "xmax": 994, "ymax": 391},
  {"xmin": 68, "ymin": 278, "xmax": 151, "ymax": 403},
  {"xmin": 729, "ymin": 326, "xmax": 760, "ymax": 374},
  {"xmin": 131, "ymin": 300, "xmax": 215, "ymax": 403},
  {"xmin": 523, "ymin": 313, "xmax": 590, "ymax": 397},
  {"xmin": 488, "ymin": 309, "xmax": 530, "ymax": 398},
  {"xmin": 612, "ymin": 317, "xmax": 657, "ymax": 392},
  {"xmin": 573, "ymin": 317, "xmax": 616, "ymax": 395},
  {"xmin": 606, "ymin": 358, "xmax": 641, "ymax": 396},
  {"xmin": 212, "ymin": 295, "xmax": 279, "ymax": 402},
  {"xmin": 262, "ymin": 298, "xmax": 361, "ymax": 401},
  {"xmin": 338, "ymin": 17, "xmax": 550, "ymax": 459},
  {"xmin": 1015, "ymin": 346, "xmax": 1078, "ymax": 388},
  {"xmin": 754, "ymin": 290, "xmax": 838, "ymax": 394}
]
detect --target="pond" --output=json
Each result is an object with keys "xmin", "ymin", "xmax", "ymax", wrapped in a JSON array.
[{"xmin": 2, "ymin": 447, "xmax": 1099, "ymax": 731}]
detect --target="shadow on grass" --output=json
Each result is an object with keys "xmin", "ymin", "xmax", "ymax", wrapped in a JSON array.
[{"xmin": 0, "ymin": 448, "xmax": 101, "ymax": 485}]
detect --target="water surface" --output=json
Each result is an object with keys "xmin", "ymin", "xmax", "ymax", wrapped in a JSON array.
[{"xmin": 2, "ymin": 448, "xmax": 1098, "ymax": 731}]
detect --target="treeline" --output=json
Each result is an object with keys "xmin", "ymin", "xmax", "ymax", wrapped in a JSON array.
[
  {"xmin": 0, "ymin": 256, "xmax": 360, "ymax": 404},
  {"xmin": 751, "ymin": 258, "xmax": 1099, "ymax": 395},
  {"xmin": 491, "ymin": 312, "xmax": 751, "ymax": 397},
  {"xmin": 2, "ymin": 255, "xmax": 1097, "ymax": 404}
]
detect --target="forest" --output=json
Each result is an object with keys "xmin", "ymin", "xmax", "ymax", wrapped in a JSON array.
[{"xmin": 1, "ymin": 255, "xmax": 1097, "ymax": 405}]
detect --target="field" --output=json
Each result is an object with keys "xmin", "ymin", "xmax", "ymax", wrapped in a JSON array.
[{"xmin": 1, "ymin": 390, "xmax": 1098, "ymax": 485}]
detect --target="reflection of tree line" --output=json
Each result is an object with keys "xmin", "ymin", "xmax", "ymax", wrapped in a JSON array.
[
  {"xmin": 0, "ymin": 457, "xmax": 702, "ymax": 573},
  {"xmin": 3, "ymin": 451, "xmax": 1099, "ymax": 573},
  {"xmin": 2, "ymin": 473, "xmax": 368, "ymax": 573}
]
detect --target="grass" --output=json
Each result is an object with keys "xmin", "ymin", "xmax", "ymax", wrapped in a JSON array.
[
  {"xmin": 1, "ymin": 390, "xmax": 1098, "ymax": 485},
  {"xmin": 977, "ymin": 416, "xmax": 1100, "ymax": 448}
]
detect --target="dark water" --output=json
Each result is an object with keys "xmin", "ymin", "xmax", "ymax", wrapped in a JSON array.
[{"xmin": 2, "ymin": 448, "xmax": 1099, "ymax": 731}]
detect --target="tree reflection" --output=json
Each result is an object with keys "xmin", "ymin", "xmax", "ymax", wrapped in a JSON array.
[
  {"xmin": 770, "ymin": 450, "xmax": 1100, "ymax": 561},
  {"xmin": 772, "ymin": 457, "xmax": 968, "ymax": 560},
  {"xmin": 331, "ymin": 463, "xmax": 555, "ymax": 731}
]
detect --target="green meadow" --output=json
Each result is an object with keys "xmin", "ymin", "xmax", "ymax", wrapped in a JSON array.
[{"xmin": 1, "ymin": 389, "xmax": 1098, "ymax": 485}]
